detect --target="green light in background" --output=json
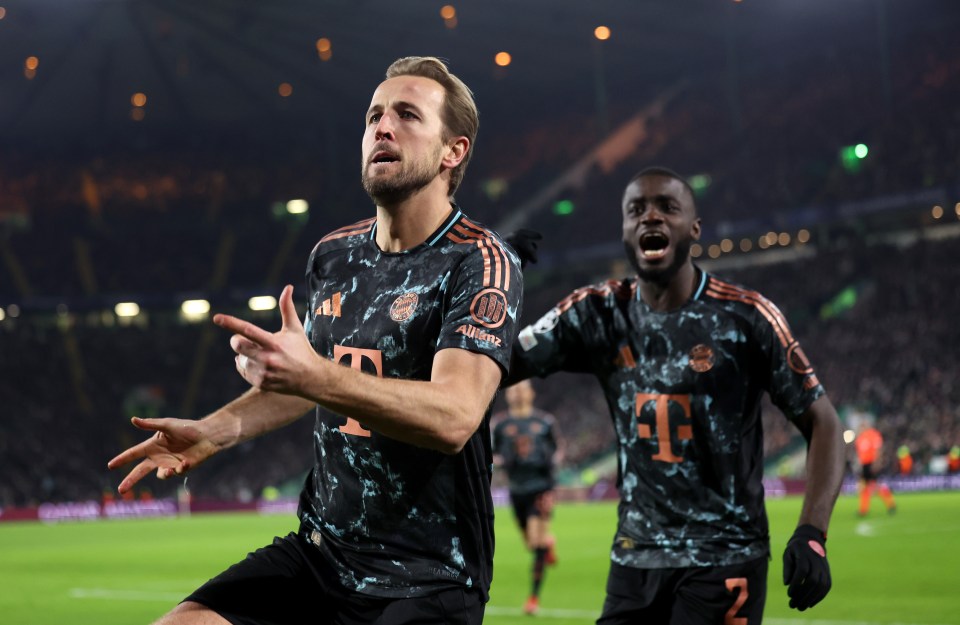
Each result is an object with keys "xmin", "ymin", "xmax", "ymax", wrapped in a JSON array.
[
  {"xmin": 840, "ymin": 144, "xmax": 869, "ymax": 173},
  {"xmin": 553, "ymin": 199, "xmax": 575, "ymax": 215},
  {"xmin": 689, "ymin": 174, "xmax": 712, "ymax": 197}
]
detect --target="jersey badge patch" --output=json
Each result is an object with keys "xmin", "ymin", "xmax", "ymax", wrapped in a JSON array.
[
  {"xmin": 470, "ymin": 288, "xmax": 508, "ymax": 329},
  {"xmin": 389, "ymin": 292, "xmax": 418, "ymax": 322},
  {"xmin": 688, "ymin": 344, "xmax": 714, "ymax": 373}
]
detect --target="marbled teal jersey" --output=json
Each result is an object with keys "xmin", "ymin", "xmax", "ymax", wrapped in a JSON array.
[
  {"xmin": 491, "ymin": 408, "xmax": 559, "ymax": 495},
  {"xmin": 298, "ymin": 207, "xmax": 522, "ymax": 599},
  {"xmin": 511, "ymin": 268, "xmax": 823, "ymax": 568}
]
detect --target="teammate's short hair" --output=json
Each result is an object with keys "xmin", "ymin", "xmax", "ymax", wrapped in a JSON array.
[
  {"xmin": 629, "ymin": 166, "xmax": 696, "ymax": 206},
  {"xmin": 386, "ymin": 56, "xmax": 478, "ymax": 197}
]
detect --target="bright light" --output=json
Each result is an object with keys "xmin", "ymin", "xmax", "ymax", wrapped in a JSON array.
[
  {"xmin": 552, "ymin": 199, "xmax": 574, "ymax": 216},
  {"xmin": 131, "ymin": 92, "xmax": 147, "ymax": 107},
  {"xmin": 708, "ymin": 244, "xmax": 721, "ymax": 259},
  {"xmin": 181, "ymin": 299, "xmax": 210, "ymax": 316},
  {"xmin": 955, "ymin": 203, "xmax": 960, "ymax": 217},
  {"xmin": 690, "ymin": 243, "xmax": 703, "ymax": 258},
  {"xmin": 778, "ymin": 232, "xmax": 791, "ymax": 246},
  {"xmin": 740, "ymin": 238, "xmax": 752, "ymax": 252},
  {"xmin": 843, "ymin": 429, "xmax": 856, "ymax": 444},
  {"xmin": 25, "ymin": 56, "xmax": 38, "ymax": 70},
  {"xmin": 854, "ymin": 143, "xmax": 869, "ymax": 159},
  {"xmin": 440, "ymin": 5, "xmax": 456, "ymax": 19},
  {"xmin": 720, "ymin": 239, "xmax": 734, "ymax": 253},
  {"xmin": 0, "ymin": 7, "xmax": 7, "ymax": 20},
  {"xmin": 594, "ymin": 26, "xmax": 611, "ymax": 41},
  {"xmin": 932, "ymin": 205, "xmax": 944, "ymax": 219},
  {"xmin": 316, "ymin": 38, "xmax": 332, "ymax": 61},
  {"xmin": 115, "ymin": 302, "xmax": 140, "ymax": 317},
  {"xmin": 287, "ymin": 199, "xmax": 309, "ymax": 214},
  {"xmin": 278, "ymin": 82, "xmax": 293, "ymax": 97},
  {"xmin": 758, "ymin": 236, "xmax": 771, "ymax": 250},
  {"xmin": 495, "ymin": 52, "xmax": 512, "ymax": 67},
  {"xmin": 797, "ymin": 229, "xmax": 811, "ymax": 243},
  {"xmin": 249, "ymin": 296, "xmax": 278, "ymax": 311},
  {"xmin": 0, "ymin": 308, "xmax": 5, "ymax": 321}
]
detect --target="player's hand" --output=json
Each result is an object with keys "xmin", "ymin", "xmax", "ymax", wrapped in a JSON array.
[
  {"xmin": 504, "ymin": 229, "xmax": 542, "ymax": 269},
  {"xmin": 782, "ymin": 524, "xmax": 831, "ymax": 610},
  {"xmin": 107, "ymin": 417, "xmax": 221, "ymax": 494},
  {"xmin": 213, "ymin": 284, "xmax": 321, "ymax": 397}
]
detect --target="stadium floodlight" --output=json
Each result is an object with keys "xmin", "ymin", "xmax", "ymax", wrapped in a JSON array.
[
  {"xmin": 286, "ymin": 199, "xmax": 309, "ymax": 214},
  {"xmin": 843, "ymin": 429, "xmax": 856, "ymax": 444},
  {"xmin": 181, "ymin": 299, "xmax": 210, "ymax": 322},
  {"xmin": 114, "ymin": 302, "xmax": 140, "ymax": 318},
  {"xmin": 248, "ymin": 295, "xmax": 278, "ymax": 311},
  {"xmin": 0, "ymin": 307, "xmax": 5, "ymax": 321}
]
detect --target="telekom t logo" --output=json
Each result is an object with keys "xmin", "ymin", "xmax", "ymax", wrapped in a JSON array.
[
  {"xmin": 333, "ymin": 345, "xmax": 383, "ymax": 437},
  {"xmin": 635, "ymin": 393, "xmax": 692, "ymax": 463}
]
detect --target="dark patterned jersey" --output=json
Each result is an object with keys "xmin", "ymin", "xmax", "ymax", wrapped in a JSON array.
[
  {"xmin": 298, "ymin": 207, "xmax": 522, "ymax": 599},
  {"xmin": 491, "ymin": 408, "xmax": 559, "ymax": 495},
  {"xmin": 511, "ymin": 268, "xmax": 823, "ymax": 569}
]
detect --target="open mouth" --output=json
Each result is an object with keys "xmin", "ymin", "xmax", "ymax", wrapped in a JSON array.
[
  {"xmin": 370, "ymin": 151, "xmax": 400, "ymax": 165},
  {"xmin": 639, "ymin": 231, "xmax": 669, "ymax": 260}
]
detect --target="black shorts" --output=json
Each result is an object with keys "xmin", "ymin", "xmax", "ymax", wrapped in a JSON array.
[
  {"xmin": 597, "ymin": 557, "xmax": 768, "ymax": 625},
  {"xmin": 184, "ymin": 531, "xmax": 485, "ymax": 625},
  {"xmin": 510, "ymin": 489, "xmax": 554, "ymax": 531},
  {"xmin": 861, "ymin": 462, "xmax": 876, "ymax": 481}
]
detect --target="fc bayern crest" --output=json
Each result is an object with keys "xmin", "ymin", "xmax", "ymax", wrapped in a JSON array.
[
  {"xmin": 688, "ymin": 344, "xmax": 715, "ymax": 372},
  {"xmin": 389, "ymin": 292, "xmax": 418, "ymax": 322}
]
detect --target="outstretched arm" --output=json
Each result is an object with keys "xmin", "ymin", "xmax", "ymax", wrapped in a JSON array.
[
  {"xmin": 215, "ymin": 285, "xmax": 502, "ymax": 454},
  {"xmin": 107, "ymin": 389, "xmax": 315, "ymax": 494}
]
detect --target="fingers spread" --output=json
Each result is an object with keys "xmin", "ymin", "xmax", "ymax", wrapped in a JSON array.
[{"xmin": 118, "ymin": 459, "xmax": 157, "ymax": 494}]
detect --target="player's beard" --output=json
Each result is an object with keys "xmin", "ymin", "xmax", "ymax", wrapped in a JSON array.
[
  {"xmin": 625, "ymin": 236, "xmax": 693, "ymax": 287},
  {"xmin": 361, "ymin": 145, "xmax": 443, "ymax": 205}
]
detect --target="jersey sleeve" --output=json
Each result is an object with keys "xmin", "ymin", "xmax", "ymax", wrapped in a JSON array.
[
  {"xmin": 435, "ymin": 238, "xmax": 523, "ymax": 374},
  {"xmin": 508, "ymin": 294, "xmax": 595, "ymax": 382},
  {"xmin": 751, "ymin": 294, "xmax": 825, "ymax": 420}
]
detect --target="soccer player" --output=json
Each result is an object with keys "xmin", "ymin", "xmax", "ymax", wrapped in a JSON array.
[
  {"xmin": 854, "ymin": 418, "xmax": 896, "ymax": 516},
  {"xmin": 492, "ymin": 380, "xmax": 564, "ymax": 615},
  {"xmin": 507, "ymin": 167, "xmax": 846, "ymax": 623},
  {"xmin": 107, "ymin": 56, "xmax": 522, "ymax": 625}
]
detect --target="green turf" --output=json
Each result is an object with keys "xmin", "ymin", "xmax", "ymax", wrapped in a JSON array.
[{"xmin": 2, "ymin": 492, "xmax": 959, "ymax": 624}]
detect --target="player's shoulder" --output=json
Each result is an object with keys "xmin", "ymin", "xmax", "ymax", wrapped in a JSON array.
[
  {"xmin": 533, "ymin": 408, "xmax": 558, "ymax": 426},
  {"xmin": 309, "ymin": 218, "xmax": 377, "ymax": 257},
  {"xmin": 442, "ymin": 212, "xmax": 519, "ymax": 264},
  {"xmin": 701, "ymin": 272, "xmax": 784, "ymax": 320},
  {"xmin": 554, "ymin": 278, "xmax": 635, "ymax": 315}
]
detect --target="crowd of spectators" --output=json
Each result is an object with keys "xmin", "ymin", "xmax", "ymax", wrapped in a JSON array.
[{"xmin": 2, "ymin": 27, "xmax": 959, "ymax": 507}]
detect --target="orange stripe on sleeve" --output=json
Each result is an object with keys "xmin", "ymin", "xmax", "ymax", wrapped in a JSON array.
[{"xmin": 319, "ymin": 218, "xmax": 376, "ymax": 243}]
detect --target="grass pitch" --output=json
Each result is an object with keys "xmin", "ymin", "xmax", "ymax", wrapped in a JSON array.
[{"xmin": 1, "ymin": 491, "xmax": 959, "ymax": 624}]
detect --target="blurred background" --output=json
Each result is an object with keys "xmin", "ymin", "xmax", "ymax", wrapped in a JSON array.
[{"xmin": 1, "ymin": 0, "xmax": 959, "ymax": 510}]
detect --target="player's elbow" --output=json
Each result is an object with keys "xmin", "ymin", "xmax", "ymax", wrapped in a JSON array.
[{"xmin": 433, "ymin": 410, "xmax": 483, "ymax": 455}]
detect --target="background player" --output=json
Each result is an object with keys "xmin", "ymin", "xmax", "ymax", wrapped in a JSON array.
[
  {"xmin": 107, "ymin": 56, "xmax": 522, "ymax": 625},
  {"xmin": 507, "ymin": 167, "xmax": 846, "ymax": 623},
  {"xmin": 854, "ymin": 416, "xmax": 897, "ymax": 516},
  {"xmin": 492, "ymin": 379, "xmax": 564, "ymax": 615}
]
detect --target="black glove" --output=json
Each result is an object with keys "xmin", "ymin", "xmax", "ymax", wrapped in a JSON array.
[
  {"xmin": 504, "ymin": 229, "xmax": 543, "ymax": 269},
  {"xmin": 782, "ymin": 524, "xmax": 831, "ymax": 611}
]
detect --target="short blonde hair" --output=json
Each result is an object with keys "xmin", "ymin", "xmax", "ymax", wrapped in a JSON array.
[{"xmin": 386, "ymin": 56, "xmax": 478, "ymax": 197}]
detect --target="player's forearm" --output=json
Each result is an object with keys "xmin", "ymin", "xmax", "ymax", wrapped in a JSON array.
[
  {"xmin": 205, "ymin": 388, "xmax": 316, "ymax": 450},
  {"xmin": 300, "ymin": 357, "xmax": 492, "ymax": 454},
  {"xmin": 798, "ymin": 397, "xmax": 846, "ymax": 532}
]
